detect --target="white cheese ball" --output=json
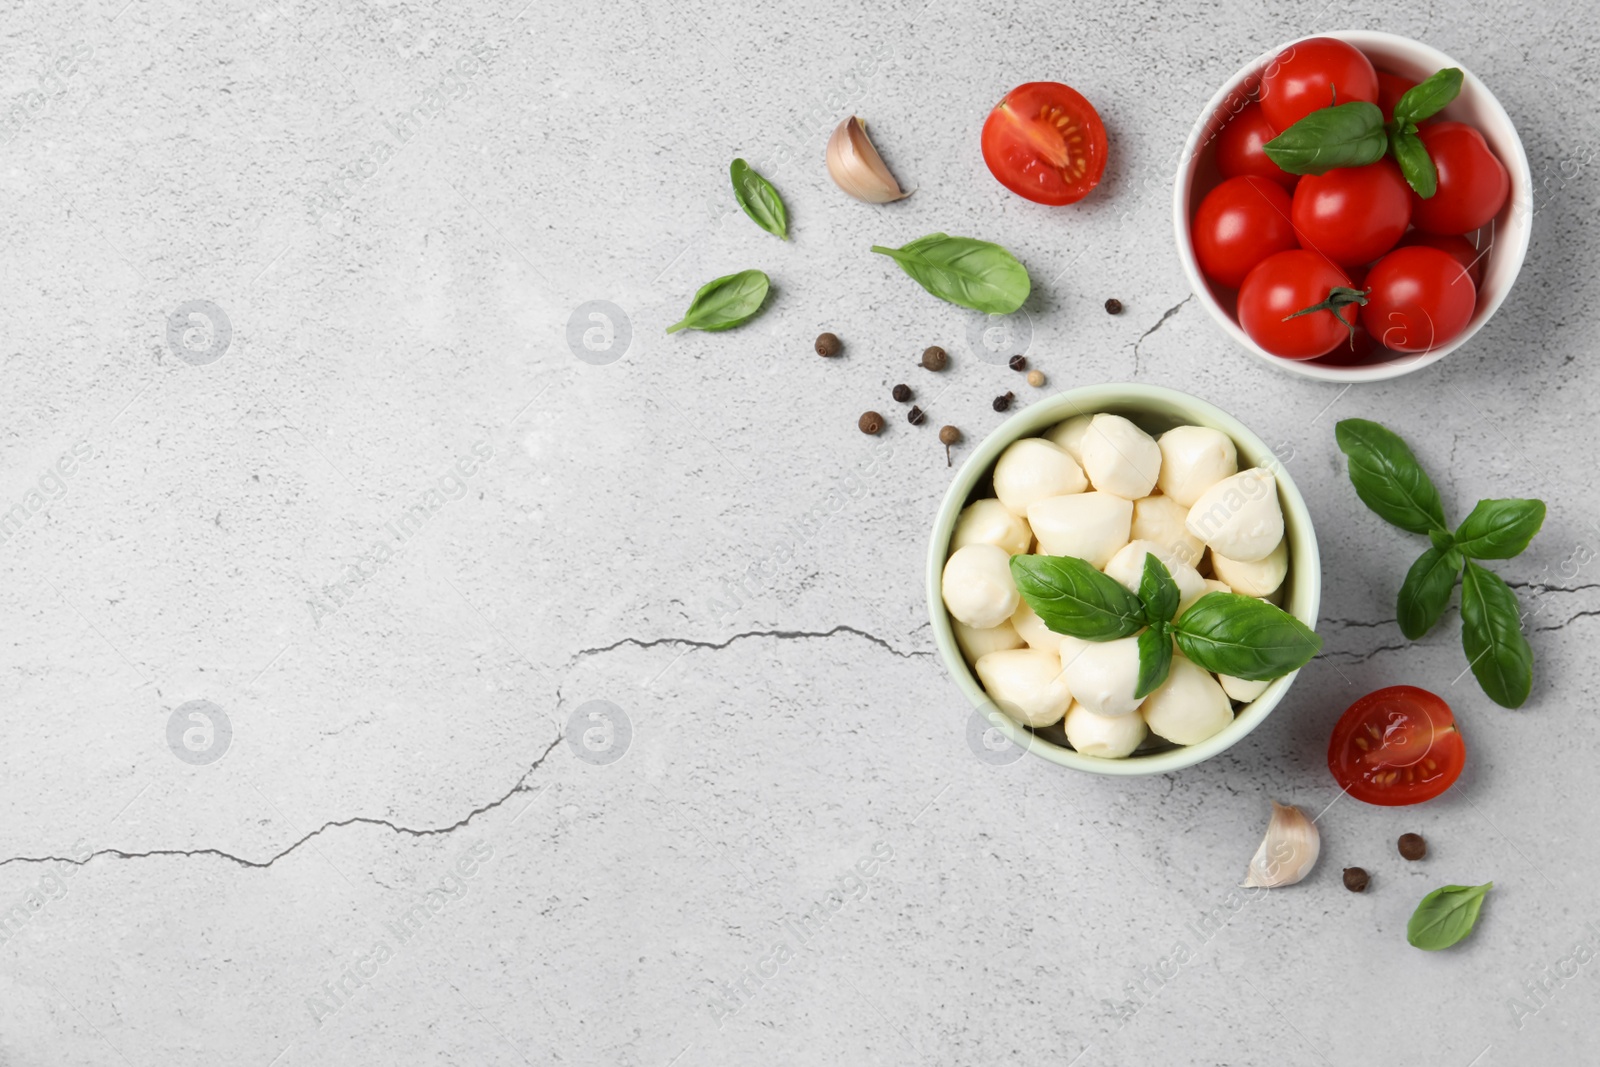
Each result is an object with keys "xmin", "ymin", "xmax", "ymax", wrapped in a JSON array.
[
  {"xmin": 1211, "ymin": 538, "xmax": 1288, "ymax": 597},
  {"xmin": 942, "ymin": 543, "xmax": 1018, "ymax": 629},
  {"xmin": 1131, "ymin": 495, "xmax": 1205, "ymax": 568},
  {"xmin": 1058, "ymin": 635, "xmax": 1145, "ymax": 717},
  {"xmin": 1140, "ymin": 655, "xmax": 1234, "ymax": 746},
  {"xmin": 1079, "ymin": 414, "xmax": 1161, "ymax": 500},
  {"xmin": 975, "ymin": 648, "xmax": 1072, "ymax": 728},
  {"xmin": 1157, "ymin": 425, "xmax": 1238, "ymax": 507},
  {"xmin": 1027, "ymin": 492, "xmax": 1133, "ymax": 568},
  {"xmin": 1104, "ymin": 540, "xmax": 1208, "ymax": 617},
  {"xmin": 953, "ymin": 619, "xmax": 1024, "ymax": 663},
  {"xmin": 1219, "ymin": 673, "xmax": 1271, "ymax": 702},
  {"xmin": 1010, "ymin": 598, "xmax": 1059, "ymax": 651},
  {"xmin": 952, "ymin": 498, "xmax": 1032, "ymax": 556},
  {"xmin": 1185, "ymin": 468, "xmax": 1284, "ymax": 563},
  {"xmin": 1203, "ymin": 578, "xmax": 1232, "ymax": 596},
  {"xmin": 1064, "ymin": 700, "xmax": 1148, "ymax": 759},
  {"xmin": 992, "ymin": 438, "xmax": 1087, "ymax": 516},
  {"xmin": 1043, "ymin": 414, "xmax": 1094, "ymax": 465}
]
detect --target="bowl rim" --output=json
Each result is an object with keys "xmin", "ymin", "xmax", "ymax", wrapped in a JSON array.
[
  {"xmin": 1172, "ymin": 29, "xmax": 1534, "ymax": 384},
  {"xmin": 925, "ymin": 384, "xmax": 1323, "ymax": 777}
]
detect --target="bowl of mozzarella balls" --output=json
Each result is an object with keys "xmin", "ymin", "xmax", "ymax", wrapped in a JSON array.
[{"xmin": 927, "ymin": 383, "xmax": 1322, "ymax": 775}]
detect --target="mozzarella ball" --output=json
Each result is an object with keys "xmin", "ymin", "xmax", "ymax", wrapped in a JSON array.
[
  {"xmin": 1064, "ymin": 701, "xmax": 1148, "ymax": 759},
  {"xmin": 952, "ymin": 498, "xmax": 1032, "ymax": 556},
  {"xmin": 1011, "ymin": 598, "xmax": 1059, "ymax": 651},
  {"xmin": 1185, "ymin": 468, "xmax": 1284, "ymax": 562},
  {"xmin": 1211, "ymin": 538, "xmax": 1288, "ymax": 597},
  {"xmin": 1079, "ymin": 414, "xmax": 1161, "ymax": 499},
  {"xmin": 1203, "ymin": 578, "xmax": 1232, "ymax": 595},
  {"xmin": 1219, "ymin": 673, "xmax": 1271, "ymax": 702},
  {"xmin": 1027, "ymin": 492, "xmax": 1133, "ymax": 567},
  {"xmin": 1131, "ymin": 495, "xmax": 1205, "ymax": 568},
  {"xmin": 1140, "ymin": 655, "xmax": 1234, "ymax": 746},
  {"xmin": 1043, "ymin": 414, "xmax": 1094, "ymax": 465},
  {"xmin": 1058, "ymin": 635, "xmax": 1145, "ymax": 717},
  {"xmin": 975, "ymin": 648, "xmax": 1072, "ymax": 728},
  {"xmin": 942, "ymin": 543, "xmax": 1018, "ymax": 629},
  {"xmin": 953, "ymin": 619, "xmax": 1024, "ymax": 663},
  {"xmin": 993, "ymin": 438, "xmax": 1087, "ymax": 516},
  {"xmin": 1157, "ymin": 425, "xmax": 1238, "ymax": 506},
  {"xmin": 1104, "ymin": 539, "xmax": 1208, "ymax": 616}
]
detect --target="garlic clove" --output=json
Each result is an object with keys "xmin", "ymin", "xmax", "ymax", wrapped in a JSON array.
[
  {"xmin": 826, "ymin": 117, "xmax": 910, "ymax": 203},
  {"xmin": 1240, "ymin": 801, "xmax": 1320, "ymax": 888}
]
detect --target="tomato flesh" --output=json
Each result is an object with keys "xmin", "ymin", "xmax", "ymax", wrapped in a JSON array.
[
  {"xmin": 981, "ymin": 82, "xmax": 1108, "ymax": 205},
  {"xmin": 1328, "ymin": 685, "xmax": 1465, "ymax": 806}
]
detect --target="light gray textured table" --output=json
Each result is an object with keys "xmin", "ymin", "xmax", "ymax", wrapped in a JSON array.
[{"xmin": 2, "ymin": 1, "xmax": 1596, "ymax": 1064}]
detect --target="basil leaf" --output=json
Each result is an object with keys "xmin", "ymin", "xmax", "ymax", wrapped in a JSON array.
[
  {"xmin": 1407, "ymin": 882, "xmax": 1492, "ymax": 951},
  {"xmin": 1460, "ymin": 561, "xmax": 1533, "ymax": 708},
  {"xmin": 1335, "ymin": 418, "xmax": 1448, "ymax": 535},
  {"xmin": 1009, "ymin": 555, "xmax": 1145, "ymax": 640},
  {"xmin": 870, "ymin": 233, "xmax": 1030, "ymax": 315},
  {"xmin": 1262, "ymin": 101, "xmax": 1387, "ymax": 176},
  {"xmin": 1172, "ymin": 593, "xmax": 1322, "ymax": 681},
  {"xmin": 1429, "ymin": 528, "xmax": 1455, "ymax": 553},
  {"xmin": 1391, "ymin": 125, "xmax": 1438, "ymax": 198},
  {"xmin": 1135, "ymin": 625, "xmax": 1173, "ymax": 700},
  {"xmin": 1453, "ymin": 498, "xmax": 1547, "ymax": 560},
  {"xmin": 1138, "ymin": 552, "xmax": 1180, "ymax": 626},
  {"xmin": 665, "ymin": 269, "xmax": 770, "ymax": 333},
  {"xmin": 729, "ymin": 158, "xmax": 787, "ymax": 239},
  {"xmin": 1393, "ymin": 67, "xmax": 1463, "ymax": 127},
  {"xmin": 1397, "ymin": 546, "xmax": 1463, "ymax": 640}
]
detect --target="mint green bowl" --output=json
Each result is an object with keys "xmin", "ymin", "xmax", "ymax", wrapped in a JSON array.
[{"xmin": 926, "ymin": 384, "xmax": 1322, "ymax": 776}]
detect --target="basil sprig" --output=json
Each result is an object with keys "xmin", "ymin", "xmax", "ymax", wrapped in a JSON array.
[
  {"xmin": 729, "ymin": 158, "xmax": 788, "ymax": 240},
  {"xmin": 1336, "ymin": 418, "xmax": 1545, "ymax": 708},
  {"xmin": 870, "ymin": 233, "xmax": 1030, "ymax": 315},
  {"xmin": 665, "ymin": 269, "xmax": 771, "ymax": 334},
  {"xmin": 1407, "ymin": 882, "xmax": 1492, "ymax": 951},
  {"xmin": 1009, "ymin": 555, "xmax": 1145, "ymax": 640}
]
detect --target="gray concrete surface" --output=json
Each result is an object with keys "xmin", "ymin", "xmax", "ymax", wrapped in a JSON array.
[{"xmin": 1, "ymin": 0, "xmax": 1597, "ymax": 1063}]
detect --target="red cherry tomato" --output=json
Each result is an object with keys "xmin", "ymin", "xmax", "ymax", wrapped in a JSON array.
[
  {"xmin": 981, "ymin": 82, "xmax": 1108, "ymax": 205},
  {"xmin": 1291, "ymin": 158, "xmax": 1411, "ymax": 267},
  {"xmin": 1375, "ymin": 70, "xmax": 1418, "ymax": 122},
  {"xmin": 1215, "ymin": 102, "xmax": 1298, "ymax": 189},
  {"xmin": 1259, "ymin": 37, "xmax": 1379, "ymax": 132},
  {"xmin": 1237, "ymin": 249, "xmax": 1358, "ymax": 359},
  {"xmin": 1192, "ymin": 176, "xmax": 1298, "ymax": 288},
  {"xmin": 1360, "ymin": 245, "xmax": 1477, "ymax": 353},
  {"xmin": 1408, "ymin": 121, "xmax": 1510, "ymax": 235},
  {"xmin": 1398, "ymin": 230, "xmax": 1486, "ymax": 288},
  {"xmin": 1328, "ymin": 685, "xmax": 1465, "ymax": 806}
]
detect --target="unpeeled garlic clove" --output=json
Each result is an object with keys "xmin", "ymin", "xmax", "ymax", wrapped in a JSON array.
[
  {"xmin": 1240, "ymin": 801, "xmax": 1320, "ymax": 888},
  {"xmin": 826, "ymin": 116, "xmax": 910, "ymax": 203}
]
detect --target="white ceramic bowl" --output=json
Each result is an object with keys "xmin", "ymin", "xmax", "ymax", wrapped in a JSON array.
[
  {"xmin": 926, "ymin": 384, "xmax": 1322, "ymax": 777},
  {"xmin": 1173, "ymin": 30, "xmax": 1533, "ymax": 383}
]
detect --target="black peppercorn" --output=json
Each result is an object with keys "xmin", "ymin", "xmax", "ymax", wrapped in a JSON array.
[
  {"xmin": 858, "ymin": 411, "xmax": 883, "ymax": 435},
  {"xmin": 907, "ymin": 405, "xmax": 926, "ymax": 425},
  {"xmin": 920, "ymin": 345, "xmax": 947, "ymax": 371},
  {"xmin": 892, "ymin": 383, "xmax": 913, "ymax": 403},
  {"xmin": 992, "ymin": 394, "xmax": 1012, "ymax": 412},
  {"xmin": 1343, "ymin": 867, "xmax": 1370, "ymax": 893},
  {"xmin": 815, "ymin": 332, "xmax": 842, "ymax": 357},
  {"xmin": 1398, "ymin": 833, "xmax": 1427, "ymax": 861},
  {"xmin": 1105, "ymin": 298, "xmax": 1123, "ymax": 315},
  {"xmin": 1008, "ymin": 354, "xmax": 1028, "ymax": 372}
]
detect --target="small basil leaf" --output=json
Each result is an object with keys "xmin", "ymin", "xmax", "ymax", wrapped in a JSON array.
[
  {"xmin": 729, "ymin": 158, "xmax": 787, "ymax": 239},
  {"xmin": 1460, "ymin": 561, "xmax": 1533, "ymax": 708},
  {"xmin": 665, "ymin": 269, "xmax": 771, "ymax": 334},
  {"xmin": 1262, "ymin": 101, "xmax": 1387, "ymax": 175},
  {"xmin": 1397, "ymin": 546, "xmax": 1463, "ymax": 640},
  {"xmin": 870, "ymin": 233, "xmax": 1030, "ymax": 315},
  {"xmin": 1393, "ymin": 67, "xmax": 1464, "ymax": 127},
  {"xmin": 1407, "ymin": 882, "xmax": 1492, "ymax": 951},
  {"xmin": 1135, "ymin": 625, "xmax": 1173, "ymax": 700},
  {"xmin": 1172, "ymin": 593, "xmax": 1323, "ymax": 681},
  {"xmin": 1391, "ymin": 126, "xmax": 1438, "ymax": 198},
  {"xmin": 1009, "ymin": 555, "xmax": 1146, "ymax": 640},
  {"xmin": 1335, "ymin": 418, "xmax": 1448, "ymax": 535},
  {"xmin": 1429, "ymin": 528, "xmax": 1455, "ymax": 553},
  {"xmin": 1453, "ymin": 498, "xmax": 1547, "ymax": 560},
  {"xmin": 1138, "ymin": 553, "xmax": 1180, "ymax": 626}
]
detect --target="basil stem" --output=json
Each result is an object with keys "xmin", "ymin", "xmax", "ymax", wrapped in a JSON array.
[
  {"xmin": 665, "ymin": 269, "xmax": 771, "ymax": 334},
  {"xmin": 1009, "ymin": 555, "xmax": 1145, "ymax": 640},
  {"xmin": 1262, "ymin": 101, "xmax": 1387, "ymax": 175},
  {"xmin": 729, "ymin": 158, "xmax": 787, "ymax": 239},
  {"xmin": 1460, "ymin": 562, "xmax": 1534, "ymax": 708},
  {"xmin": 1171, "ymin": 592, "xmax": 1322, "ymax": 681},
  {"xmin": 1407, "ymin": 882, "xmax": 1492, "ymax": 951},
  {"xmin": 1335, "ymin": 418, "xmax": 1448, "ymax": 535},
  {"xmin": 870, "ymin": 233, "xmax": 1031, "ymax": 315}
]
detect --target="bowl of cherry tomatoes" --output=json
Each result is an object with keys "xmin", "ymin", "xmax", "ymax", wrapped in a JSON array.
[{"xmin": 1173, "ymin": 31, "xmax": 1532, "ymax": 382}]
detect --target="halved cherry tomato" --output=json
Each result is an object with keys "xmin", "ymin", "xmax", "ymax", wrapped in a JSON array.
[
  {"xmin": 1375, "ymin": 70, "xmax": 1418, "ymax": 122},
  {"xmin": 1360, "ymin": 245, "xmax": 1476, "ymax": 353},
  {"xmin": 1192, "ymin": 175, "xmax": 1298, "ymax": 288},
  {"xmin": 1328, "ymin": 685, "xmax": 1465, "ymax": 806},
  {"xmin": 1398, "ymin": 230, "xmax": 1486, "ymax": 288},
  {"xmin": 1259, "ymin": 37, "xmax": 1379, "ymax": 132},
  {"xmin": 981, "ymin": 82, "xmax": 1108, "ymax": 205},
  {"xmin": 1291, "ymin": 158, "xmax": 1411, "ymax": 268},
  {"xmin": 1215, "ymin": 102, "xmax": 1298, "ymax": 189},
  {"xmin": 1236, "ymin": 249, "xmax": 1356, "ymax": 359},
  {"xmin": 1408, "ymin": 121, "xmax": 1510, "ymax": 235}
]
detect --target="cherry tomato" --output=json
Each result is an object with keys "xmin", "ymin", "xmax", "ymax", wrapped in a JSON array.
[
  {"xmin": 981, "ymin": 82, "xmax": 1108, "ymax": 205},
  {"xmin": 1408, "ymin": 121, "xmax": 1510, "ymax": 235},
  {"xmin": 1237, "ymin": 249, "xmax": 1357, "ymax": 359},
  {"xmin": 1375, "ymin": 70, "xmax": 1417, "ymax": 122},
  {"xmin": 1328, "ymin": 685, "xmax": 1465, "ymax": 806},
  {"xmin": 1192, "ymin": 176, "xmax": 1298, "ymax": 288},
  {"xmin": 1398, "ymin": 230, "xmax": 1486, "ymax": 288},
  {"xmin": 1360, "ymin": 245, "xmax": 1476, "ymax": 353},
  {"xmin": 1291, "ymin": 158, "xmax": 1411, "ymax": 267},
  {"xmin": 1259, "ymin": 37, "xmax": 1379, "ymax": 132},
  {"xmin": 1215, "ymin": 102, "xmax": 1297, "ymax": 189}
]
